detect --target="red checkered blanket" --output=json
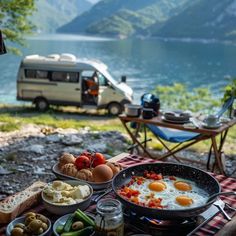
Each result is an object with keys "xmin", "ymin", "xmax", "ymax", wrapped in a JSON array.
[{"xmin": 1, "ymin": 154, "xmax": 235, "ymax": 236}]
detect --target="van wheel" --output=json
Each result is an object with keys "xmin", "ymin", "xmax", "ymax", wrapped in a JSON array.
[
  {"xmin": 108, "ymin": 103, "xmax": 122, "ymax": 116},
  {"xmin": 35, "ymin": 98, "xmax": 49, "ymax": 111}
]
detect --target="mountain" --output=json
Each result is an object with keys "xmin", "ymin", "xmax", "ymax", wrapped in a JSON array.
[
  {"xmin": 30, "ymin": 0, "xmax": 92, "ymax": 33},
  {"xmin": 58, "ymin": 0, "xmax": 191, "ymax": 37},
  {"xmin": 151, "ymin": 0, "xmax": 236, "ymax": 41}
]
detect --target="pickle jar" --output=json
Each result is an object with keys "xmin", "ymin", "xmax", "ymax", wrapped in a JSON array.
[{"xmin": 95, "ymin": 198, "xmax": 124, "ymax": 236}]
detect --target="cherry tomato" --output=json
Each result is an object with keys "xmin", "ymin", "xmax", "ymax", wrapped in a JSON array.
[
  {"xmin": 79, "ymin": 150, "xmax": 93, "ymax": 160},
  {"xmin": 91, "ymin": 152, "xmax": 105, "ymax": 167},
  {"xmin": 75, "ymin": 155, "xmax": 90, "ymax": 170}
]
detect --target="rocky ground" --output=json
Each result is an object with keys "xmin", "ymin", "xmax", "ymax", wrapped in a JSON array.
[{"xmin": 0, "ymin": 124, "xmax": 235, "ymax": 200}]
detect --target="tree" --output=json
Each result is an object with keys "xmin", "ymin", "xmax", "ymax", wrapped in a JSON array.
[{"xmin": 0, "ymin": 0, "xmax": 36, "ymax": 55}]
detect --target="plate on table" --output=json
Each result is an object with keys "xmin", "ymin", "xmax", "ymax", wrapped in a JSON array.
[
  {"xmin": 202, "ymin": 122, "xmax": 222, "ymax": 129},
  {"xmin": 162, "ymin": 117, "xmax": 189, "ymax": 124},
  {"xmin": 52, "ymin": 163, "xmax": 112, "ymax": 190},
  {"xmin": 163, "ymin": 111, "xmax": 191, "ymax": 121},
  {"xmin": 53, "ymin": 213, "xmax": 95, "ymax": 236}
]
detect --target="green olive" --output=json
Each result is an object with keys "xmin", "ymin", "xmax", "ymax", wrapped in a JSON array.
[
  {"xmin": 35, "ymin": 227, "xmax": 44, "ymax": 235},
  {"xmin": 14, "ymin": 223, "xmax": 25, "ymax": 229},
  {"xmin": 24, "ymin": 215, "xmax": 36, "ymax": 225},
  {"xmin": 71, "ymin": 221, "xmax": 84, "ymax": 230},
  {"xmin": 41, "ymin": 222, "xmax": 48, "ymax": 231},
  {"xmin": 28, "ymin": 219, "xmax": 42, "ymax": 233},
  {"xmin": 24, "ymin": 226, "xmax": 31, "ymax": 233},
  {"xmin": 11, "ymin": 227, "xmax": 24, "ymax": 236},
  {"xmin": 24, "ymin": 212, "xmax": 36, "ymax": 218},
  {"xmin": 36, "ymin": 214, "xmax": 48, "ymax": 223}
]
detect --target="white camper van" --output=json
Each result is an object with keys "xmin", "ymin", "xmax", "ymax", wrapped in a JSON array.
[{"xmin": 17, "ymin": 54, "xmax": 133, "ymax": 115}]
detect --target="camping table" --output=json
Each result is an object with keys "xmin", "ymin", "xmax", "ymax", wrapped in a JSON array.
[
  {"xmin": 0, "ymin": 153, "xmax": 236, "ymax": 236},
  {"xmin": 119, "ymin": 114, "xmax": 236, "ymax": 175}
]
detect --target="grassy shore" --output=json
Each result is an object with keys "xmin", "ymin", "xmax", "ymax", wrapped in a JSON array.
[{"xmin": 0, "ymin": 104, "xmax": 235, "ymax": 155}]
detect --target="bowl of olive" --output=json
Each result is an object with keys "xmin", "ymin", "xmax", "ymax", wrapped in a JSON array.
[{"xmin": 6, "ymin": 212, "xmax": 51, "ymax": 236}]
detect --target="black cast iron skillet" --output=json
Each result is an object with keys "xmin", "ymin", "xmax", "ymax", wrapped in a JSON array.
[{"xmin": 112, "ymin": 162, "xmax": 221, "ymax": 220}]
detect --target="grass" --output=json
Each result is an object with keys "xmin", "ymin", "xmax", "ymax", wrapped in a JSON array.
[
  {"xmin": 0, "ymin": 104, "xmax": 235, "ymax": 155},
  {"xmin": 0, "ymin": 105, "xmax": 124, "ymax": 133}
]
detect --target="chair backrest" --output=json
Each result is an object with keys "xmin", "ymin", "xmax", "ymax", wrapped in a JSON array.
[{"xmin": 216, "ymin": 96, "xmax": 235, "ymax": 118}]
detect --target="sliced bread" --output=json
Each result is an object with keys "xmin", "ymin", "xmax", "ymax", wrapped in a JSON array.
[{"xmin": 0, "ymin": 181, "xmax": 46, "ymax": 223}]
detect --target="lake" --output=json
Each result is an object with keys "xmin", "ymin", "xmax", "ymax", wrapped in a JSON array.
[{"xmin": 1, "ymin": 34, "xmax": 236, "ymax": 104}]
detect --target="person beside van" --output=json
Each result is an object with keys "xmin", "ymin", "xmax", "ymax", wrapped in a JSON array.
[{"xmin": 85, "ymin": 72, "xmax": 99, "ymax": 96}]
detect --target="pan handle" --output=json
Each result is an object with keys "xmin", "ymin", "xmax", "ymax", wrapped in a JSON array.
[{"xmin": 207, "ymin": 191, "xmax": 236, "ymax": 203}]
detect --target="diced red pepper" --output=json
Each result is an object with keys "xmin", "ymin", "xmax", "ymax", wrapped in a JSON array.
[{"xmin": 169, "ymin": 176, "xmax": 176, "ymax": 181}]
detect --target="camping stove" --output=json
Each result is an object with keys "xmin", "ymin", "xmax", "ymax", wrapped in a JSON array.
[{"xmin": 123, "ymin": 202, "xmax": 222, "ymax": 236}]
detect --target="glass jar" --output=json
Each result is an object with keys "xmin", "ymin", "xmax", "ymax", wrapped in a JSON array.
[{"xmin": 95, "ymin": 198, "xmax": 124, "ymax": 236}]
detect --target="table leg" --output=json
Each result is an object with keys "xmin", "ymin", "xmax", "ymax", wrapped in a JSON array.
[
  {"xmin": 121, "ymin": 120, "xmax": 154, "ymax": 158},
  {"xmin": 211, "ymin": 136, "xmax": 226, "ymax": 175}
]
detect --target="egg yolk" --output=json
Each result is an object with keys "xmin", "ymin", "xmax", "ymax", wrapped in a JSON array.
[
  {"xmin": 176, "ymin": 195, "xmax": 193, "ymax": 206},
  {"xmin": 149, "ymin": 181, "xmax": 166, "ymax": 192},
  {"xmin": 174, "ymin": 181, "xmax": 192, "ymax": 191}
]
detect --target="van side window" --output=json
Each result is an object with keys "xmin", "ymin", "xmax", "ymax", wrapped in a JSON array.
[
  {"xmin": 25, "ymin": 69, "xmax": 36, "ymax": 78},
  {"xmin": 36, "ymin": 70, "xmax": 48, "ymax": 79},
  {"xmin": 51, "ymin": 71, "xmax": 79, "ymax": 83},
  {"xmin": 25, "ymin": 69, "xmax": 48, "ymax": 79}
]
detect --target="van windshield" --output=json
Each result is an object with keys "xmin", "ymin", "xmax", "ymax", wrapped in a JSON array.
[{"xmin": 100, "ymin": 69, "xmax": 117, "ymax": 86}]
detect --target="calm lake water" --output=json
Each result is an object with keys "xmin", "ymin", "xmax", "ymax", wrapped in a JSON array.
[{"xmin": 1, "ymin": 34, "xmax": 236, "ymax": 104}]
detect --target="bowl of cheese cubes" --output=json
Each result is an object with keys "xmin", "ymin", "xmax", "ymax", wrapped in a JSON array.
[{"xmin": 41, "ymin": 180, "xmax": 93, "ymax": 215}]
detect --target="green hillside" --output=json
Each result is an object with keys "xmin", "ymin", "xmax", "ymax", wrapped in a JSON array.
[
  {"xmin": 30, "ymin": 0, "xmax": 92, "ymax": 33},
  {"xmin": 58, "ymin": 0, "xmax": 190, "ymax": 37},
  {"xmin": 152, "ymin": 0, "xmax": 236, "ymax": 41}
]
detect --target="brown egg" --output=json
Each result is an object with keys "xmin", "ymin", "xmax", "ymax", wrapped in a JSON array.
[
  {"xmin": 105, "ymin": 162, "xmax": 121, "ymax": 176},
  {"xmin": 59, "ymin": 153, "xmax": 75, "ymax": 168},
  {"xmin": 92, "ymin": 164, "xmax": 113, "ymax": 182}
]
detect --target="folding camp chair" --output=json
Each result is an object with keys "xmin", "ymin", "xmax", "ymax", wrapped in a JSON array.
[{"xmin": 144, "ymin": 96, "xmax": 235, "ymax": 164}]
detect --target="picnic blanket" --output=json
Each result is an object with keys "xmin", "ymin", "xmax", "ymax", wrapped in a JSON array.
[{"xmin": 1, "ymin": 154, "xmax": 236, "ymax": 236}]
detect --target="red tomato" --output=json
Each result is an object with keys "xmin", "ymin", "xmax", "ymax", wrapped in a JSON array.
[
  {"xmin": 91, "ymin": 152, "xmax": 106, "ymax": 167},
  {"xmin": 80, "ymin": 150, "xmax": 93, "ymax": 160},
  {"xmin": 75, "ymin": 155, "xmax": 90, "ymax": 170}
]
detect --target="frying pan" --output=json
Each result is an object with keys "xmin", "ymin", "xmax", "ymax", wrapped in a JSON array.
[{"xmin": 112, "ymin": 162, "xmax": 221, "ymax": 220}]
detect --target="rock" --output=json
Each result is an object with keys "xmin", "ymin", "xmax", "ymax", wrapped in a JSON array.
[
  {"xmin": 33, "ymin": 155, "xmax": 48, "ymax": 161},
  {"xmin": 20, "ymin": 144, "xmax": 45, "ymax": 154},
  {"xmin": 46, "ymin": 134, "xmax": 63, "ymax": 143},
  {"xmin": 62, "ymin": 134, "xmax": 83, "ymax": 146},
  {"xmin": 89, "ymin": 143, "xmax": 107, "ymax": 153},
  {"xmin": 63, "ymin": 147, "xmax": 84, "ymax": 155},
  {"xmin": 56, "ymin": 128, "xmax": 78, "ymax": 134},
  {"xmin": 33, "ymin": 166, "xmax": 46, "ymax": 175}
]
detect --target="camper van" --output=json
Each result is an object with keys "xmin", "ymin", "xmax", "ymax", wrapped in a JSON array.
[{"xmin": 17, "ymin": 54, "xmax": 133, "ymax": 115}]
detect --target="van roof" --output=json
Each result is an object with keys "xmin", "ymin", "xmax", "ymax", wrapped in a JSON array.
[{"xmin": 21, "ymin": 53, "xmax": 108, "ymax": 71}]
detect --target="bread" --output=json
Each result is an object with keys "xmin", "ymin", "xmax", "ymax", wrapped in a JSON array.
[
  {"xmin": 79, "ymin": 169, "xmax": 93, "ymax": 181},
  {"xmin": 0, "ymin": 181, "xmax": 46, "ymax": 223},
  {"xmin": 58, "ymin": 153, "xmax": 75, "ymax": 169},
  {"xmin": 61, "ymin": 163, "xmax": 78, "ymax": 177}
]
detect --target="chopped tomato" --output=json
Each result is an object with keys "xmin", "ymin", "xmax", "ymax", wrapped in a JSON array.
[
  {"xmin": 148, "ymin": 198, "xmax": 163, "ymax": 208},
  {"xmin": 169, "ymin": 176, "xmax": 176, "ymax": 181},
  {"xmin": 131, "ymin": 196, "xmax": 139, "ymax": 204}
]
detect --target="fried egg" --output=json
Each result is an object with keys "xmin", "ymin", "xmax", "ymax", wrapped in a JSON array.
[
  {"xmin": 148, "ymin": 181, "xmax": 166, "ymax": 192},
  {"xmin": 126, "ymin": 176, "xmax": 209, "ymax": 210}
]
